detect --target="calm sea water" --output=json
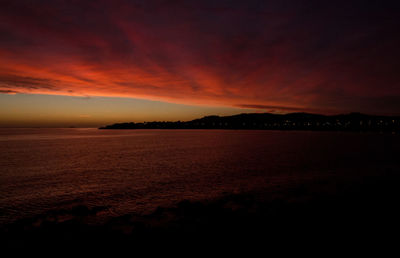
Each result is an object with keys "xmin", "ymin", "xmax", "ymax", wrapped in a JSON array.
[{"xmin": 0, "ymin": 128, "xmax": 399, "ymax": 225}]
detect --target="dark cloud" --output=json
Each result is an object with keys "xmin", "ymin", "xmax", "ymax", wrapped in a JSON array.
[
  {"xmin": 0, "ymin": 0, "xmax": 399, "ymax": 114},
  {"xmin": 236, "ymin": 104, "xmax": 306, "ymax": 112},
  {"xmin": 0, "ymin": 89, "xmax": 19, "ymax": 94},
  {"xmin": 0, "ymin": 74, "xmax": 60, "ymax": 90}
]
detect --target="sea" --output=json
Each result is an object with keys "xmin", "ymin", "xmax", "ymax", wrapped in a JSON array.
[{"xmin": 1, "ymin": 128, "xmax": 399, "ymax": 225}]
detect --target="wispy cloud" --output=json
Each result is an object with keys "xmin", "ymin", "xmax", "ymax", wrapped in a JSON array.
[
  {"xmin": 1, "ymin": 0, "xmax": 399, "ymax": 114},
  {"xmin": 0, "ymin": 89, "xmax": 19, "ymax": 94}
]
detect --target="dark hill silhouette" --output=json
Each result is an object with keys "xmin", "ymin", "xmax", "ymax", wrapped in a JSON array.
[{"xmin": 100, "ymin": 112, "xmax": 400, "ymax": 132}]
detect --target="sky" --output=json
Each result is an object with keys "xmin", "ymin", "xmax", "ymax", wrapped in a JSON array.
[{"xmin": 1, "ymin": 0, "xmax": 400, "ymax": 127}]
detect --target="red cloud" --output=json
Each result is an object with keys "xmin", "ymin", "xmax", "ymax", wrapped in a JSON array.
[{"xmin": 1, "ymin": 0, "xmax": 400, "ymax": 114}]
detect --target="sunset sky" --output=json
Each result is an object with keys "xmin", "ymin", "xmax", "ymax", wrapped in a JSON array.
[{"xmin": 1, "ymin": 0, "xmax": 399, "ymax": 127}]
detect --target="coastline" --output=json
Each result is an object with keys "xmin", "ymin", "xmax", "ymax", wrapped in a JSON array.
[{"xmin": 99, "ymin": 112, "xmax": 400, "ymax": 132}]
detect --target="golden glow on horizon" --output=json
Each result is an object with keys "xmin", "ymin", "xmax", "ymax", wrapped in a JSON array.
[
  {"xmin": 1, "ymin": 0, "xmax": 400, "ymax": 125},
  {"xmin": 0, "ymin": 94, "xmax": 263, "ymax": 127}
]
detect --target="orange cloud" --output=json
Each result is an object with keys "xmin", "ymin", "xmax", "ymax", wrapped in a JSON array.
[{"xmin": 1, "ymin": 0, "xmax": 400, "ymax": 115}]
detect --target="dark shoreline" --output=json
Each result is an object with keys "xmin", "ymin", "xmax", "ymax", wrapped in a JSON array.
[
  {"xmin": 99, "ymin": 112, "xmax": 400, "ymax": 132},
  {"xmin": 3, "ymin": 170, "xmax": 400, "ymax": 251}
]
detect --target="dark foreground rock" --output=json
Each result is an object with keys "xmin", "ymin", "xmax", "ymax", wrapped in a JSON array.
[{"xmin": 2, "ymin": 171, "xmax": 400, "ymax": 252}]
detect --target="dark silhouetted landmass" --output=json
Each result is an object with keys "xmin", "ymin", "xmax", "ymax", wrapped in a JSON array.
[{"xmin": 99, "ymin": 112, "xmax": 400, "ymax": 132}]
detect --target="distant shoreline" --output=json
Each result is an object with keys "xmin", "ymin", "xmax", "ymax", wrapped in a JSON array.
[{"xmin": 99, "ymin": 112, "xmax": 400, "ymax": 132}]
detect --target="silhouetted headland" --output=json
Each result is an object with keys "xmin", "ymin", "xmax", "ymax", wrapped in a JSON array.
[{"xmin": 99, "ymin": 112, "xmax": 400, "ymax": 132}]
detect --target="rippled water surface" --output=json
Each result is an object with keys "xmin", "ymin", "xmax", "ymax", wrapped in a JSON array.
[{"xmin": 1, "ymin": 128, "xmax": 399, "ymax": 225}]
